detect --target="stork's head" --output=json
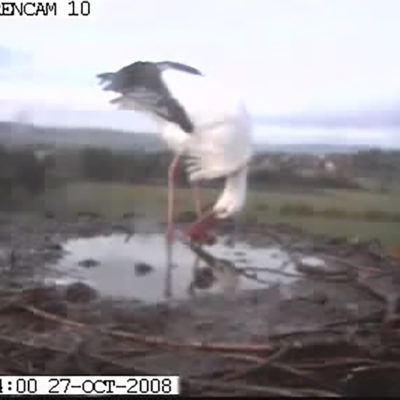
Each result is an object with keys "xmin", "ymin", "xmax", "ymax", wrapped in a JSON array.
[
  {"xmin": 212, "ymin": 195, "xmax": 246, "ymax": 219},
  {"xmin": 212, "ymin": 166, "xmax": 248, "ymax": 219}
]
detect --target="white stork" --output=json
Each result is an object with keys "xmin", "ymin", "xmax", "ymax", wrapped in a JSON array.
[{"xmin": 97, "ymin": 60, "xmax": 252, "ymax": 245}]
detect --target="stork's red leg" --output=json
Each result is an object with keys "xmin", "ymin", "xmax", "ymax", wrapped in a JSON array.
[
  {"xmin": 167, "ymin": 154, "xmax": 180, "ymax": 243},
  {"xmin": 192, "ymin": 183, "xmax": 202, "ymax": 219},
  {"xmin": 186, "ymin": 183, "xmax": 217, "ymax": 245}
]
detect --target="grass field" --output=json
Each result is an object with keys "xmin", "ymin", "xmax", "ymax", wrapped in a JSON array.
[{"xmin": 35, "ymin": 180, "xmax": 400, "ymax": 249}]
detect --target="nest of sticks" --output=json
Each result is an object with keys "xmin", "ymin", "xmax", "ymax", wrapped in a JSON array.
[{"xmin": 0, "ymin": 224, "xmax": 400, "ymax": 397}]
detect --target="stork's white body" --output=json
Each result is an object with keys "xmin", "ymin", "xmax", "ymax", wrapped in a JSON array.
[
  {"xmin": 103, "ymin": 63, "xmax": 253, "ymax": 220},
  {"xmin": 156, "ymin": 69, "xmax": 252, "ymax": 218}
]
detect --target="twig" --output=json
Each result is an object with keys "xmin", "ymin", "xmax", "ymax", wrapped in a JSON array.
[
  {"xmin": 268, "ymin": 328, "xmax": 344, "ymax": 341},
  {"xmin": 238, "ymin": 266, "xmax": 302, "ymax": 279},
  {"xmin": 0, "ymin": 333, "xmax": 69, "ymax": 354},
  {"xmin": 0, "ymin": 333, "xmax": 150, "ymax": 375},
  {"xmin": 323, "ymin": 310, "xmax": 384, "ymax": 328},
  {"xmin": 295, "ymin": 263, "xmax": 352, "ymax": 278},
  {"xmin": 351, "ymin": 362, "xmax": 400, "ymax": 373},
  {"xmin": 238, "ymin": 270, "xmax": 292, "ymax": 285},
  {"xmin": 22, "ymin": 305, "xmax": 273, "ymax": 354},
  {"xmin": 185, "ymin": 378, "xmax": 340, "ymax": 397},
  {"xmin": 317, "ymin": 254, "xmax": 382, "ymax": 275},
  {"xmin": 109, "ymin": 327, "xmax": 272, "ymax": 354},
  {"xmin": 350, "ymin": 279, "xmax": 388, "ymax": 304},
  {"xmin": 220, "ymin": 346, "xmax": 289, "ymax": 381},
  {"xmin": 267, "ymin": 362, "xmax": 328, "ymax": 389},
  {"xmin": 184, "ymin": 239, "xmax": 298, "ymax": 284},
  {"xmin": 293, "ymin": 357, "xmax": 379, "ymax": 370},
  {"xmin": 216, "ymin": 352, "xmax": 269, "ymax": 364}
]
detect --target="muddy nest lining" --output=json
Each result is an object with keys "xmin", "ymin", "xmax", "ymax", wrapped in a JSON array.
[
  {"xmin": 1, "ymin": 284, "xmax": 400, "ymax": 394},
  {"xmin": 1, "ymin": 219, "xmax": 400, "ymax": 396}
]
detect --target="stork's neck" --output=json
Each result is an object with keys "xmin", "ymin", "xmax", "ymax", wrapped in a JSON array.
[{"xmin": 213, "ymin": 167, "xmax": 248, "ymax": 219}]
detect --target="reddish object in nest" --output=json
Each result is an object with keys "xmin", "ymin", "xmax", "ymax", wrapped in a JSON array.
[
  {"xmin": 390, "ymin": 244, "xmax": 400, "ymax": 264},
  {"xmin": 185, "ymin": 213, "xmax": 218, "ymax": 245}
]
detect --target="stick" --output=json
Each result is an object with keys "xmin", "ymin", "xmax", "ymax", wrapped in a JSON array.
[
  {"xmin": 184, "ymin": 378, "xmax": 340, "ymax": 397},
  {"xmin": 22, "ymin": 305, "xmax": 272, "ymax": 354}
]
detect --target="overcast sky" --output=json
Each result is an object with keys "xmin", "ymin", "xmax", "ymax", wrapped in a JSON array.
[{"xmin": 0, "ymin": 0, "xmax": 400, "ymax": 147}]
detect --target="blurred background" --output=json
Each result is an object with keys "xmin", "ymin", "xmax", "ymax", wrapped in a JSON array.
[{"xmin": 0, "ymin": 0, "xmax": 399, "ymax": 254}]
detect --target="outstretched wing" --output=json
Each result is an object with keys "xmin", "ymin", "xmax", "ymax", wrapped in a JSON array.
[
  {"xmin": 109, "ymin": 88, "xmax": 195, "ymax": 133},
  {"xmin": 97, "ymin": 60, "xmax": 203, "ymax": 134},
  {"xmin": 156, "ymin": 61, "xmax": 203, "ymax": 76}
]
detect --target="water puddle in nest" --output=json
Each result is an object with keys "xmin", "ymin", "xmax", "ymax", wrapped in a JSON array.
[{"xmin": 45, "ymin": 233, "xmax": 306, "ymax": 303}]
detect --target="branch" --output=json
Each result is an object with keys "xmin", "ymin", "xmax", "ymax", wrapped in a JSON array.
[{"xmin": 22, "ymin": 305, "xmax": 272, "ymax": 354}]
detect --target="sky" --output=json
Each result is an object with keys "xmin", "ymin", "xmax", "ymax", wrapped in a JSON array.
[{"xmin": 0, "ymin": 0, "xmax": 400, "ymax": 147}]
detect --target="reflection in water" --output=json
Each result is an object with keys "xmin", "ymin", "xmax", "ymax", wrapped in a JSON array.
[
  {"xmin": 187, "ymin": 242, "xmax": 240, "ymax": 297},
  {"xmin": 45, "ymin": 233, "xmax": 297, "ymax": 303},
  {"xmin": 165, "ymin": 239, "xmax": 173, "ymax": 300}
]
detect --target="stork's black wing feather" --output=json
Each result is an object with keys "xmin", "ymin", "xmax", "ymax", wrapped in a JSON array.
[
  {"xmin": 97, "ymin": 60, "xmax": 200, "ymax": 133},
  {"xmin": 155, "ymin": 97, "xmax": 195, "ymax": 132},
  {"xmin": 100, "ymin": 80, "xmax": 195, "ymax": 133},
  {"xmin": 156, "ymin": 61, "xmax": 203, "ymax": 76},
  {"xmin": 117, "ymin": 90, "xmax": 195, "ymax": 133}
]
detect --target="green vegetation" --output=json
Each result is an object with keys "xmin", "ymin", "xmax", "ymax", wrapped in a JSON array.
[
  {"xmin": 0, "ymin": 146, "xmax": 46, "ymax": 208},
  {"xmin": 1, "ymin": 143, "xmax": 399, "ymax": 250},
  {"xmin": 36, "ymin": 181, "xmax": 400, "ymax": 249}
]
